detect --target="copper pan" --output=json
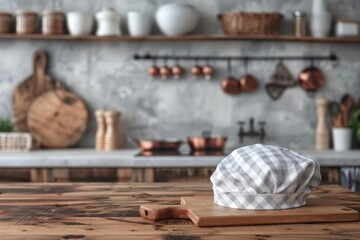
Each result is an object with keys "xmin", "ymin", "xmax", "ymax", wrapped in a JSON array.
[
  {"xmin": 298, "ymin": 66, "xmax": 325, "ymax": 92},
  {"xmin": 129, "ymin": 137, "xmax": 182, "ymax": 151},
  {"xmin": 187, "ymin": 132, "xmax": 227, "ymax": 151}
]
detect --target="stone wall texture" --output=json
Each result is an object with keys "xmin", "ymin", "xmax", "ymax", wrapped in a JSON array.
[{"xmin": 0, "ymin": 0, "xmax": 359, "ymax": 150}]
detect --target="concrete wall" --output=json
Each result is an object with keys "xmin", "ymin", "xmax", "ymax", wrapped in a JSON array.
[{"xmin": 0, "ymin": 0, "xmax": 359, "ymax": 149}]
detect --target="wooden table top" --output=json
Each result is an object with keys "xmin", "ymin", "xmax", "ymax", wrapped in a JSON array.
[{"xmin": 0, "ymin": 183, "xmax": 359, "ymax": 240}]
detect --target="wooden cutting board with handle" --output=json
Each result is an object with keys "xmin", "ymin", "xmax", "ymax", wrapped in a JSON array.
[
  {"xmin": 140, "ymin": 195, "xmax": 359, "ymax": 227},
  {"xmin": 27, "ymin": 89, "xmax": 88, "ymax": 148},
  {"xmin": 12, "ymin": 51, "xmax": 65, "ymax": 132}
]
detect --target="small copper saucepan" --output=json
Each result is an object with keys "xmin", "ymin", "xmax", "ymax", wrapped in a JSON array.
[
  {"xmin": 298, "ymin": 66, "xmax": 325, "ymax": 92},
  {"xmin": 129, "ymin": 137, "xmax": 182, "ymax": 151},
  {"xmin": 187, "ymin": 131, "xmax": 227, "ymax": 151}
]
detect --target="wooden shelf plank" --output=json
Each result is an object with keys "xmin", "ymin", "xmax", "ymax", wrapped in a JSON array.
[{"xmin": 0, "ymin": 33, "xmax": 360, "ymax": 43}]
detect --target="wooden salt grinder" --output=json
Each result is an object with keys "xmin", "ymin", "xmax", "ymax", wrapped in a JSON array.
[
  {"xmin": 104, "ymin": 110, "xmax": 122, "ymax": 151},
  {"xmin": 315, "ymin": 98, "xmax": 330, "ymax": 150},
  {"xmin": 95, "ymin": 110, "xmax": 106, "ymax": 151}
]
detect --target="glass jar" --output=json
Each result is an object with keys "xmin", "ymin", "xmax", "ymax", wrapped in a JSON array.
[
  {"xmin": 42, "ymin": 11, "xmax": 65, "ymax": 35},
  {"xmin": 0, "ymin": 12, "xmax": 12, "ymax": 33},
  {"xmin": 16, "ymin": 11, "xmax": 38, "ymax": 34},
  {"xmin": 293, "ymin": 11, "xmax": 308, "ymax": 37}
]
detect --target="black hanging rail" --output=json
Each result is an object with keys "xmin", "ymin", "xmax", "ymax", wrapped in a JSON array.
[{"xmin": 133, "ymin": 53, "xmax": 338, "ymax": 62}]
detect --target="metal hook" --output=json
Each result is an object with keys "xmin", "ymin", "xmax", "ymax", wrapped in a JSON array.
[{"xmin": 227, "ymin": 58, "xmax": 232, "ymax": 75}]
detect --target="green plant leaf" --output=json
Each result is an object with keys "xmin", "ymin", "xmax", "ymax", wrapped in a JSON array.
[{"xmin": 0, "ymin": 117, "xmax": 12, "ymax": 132}]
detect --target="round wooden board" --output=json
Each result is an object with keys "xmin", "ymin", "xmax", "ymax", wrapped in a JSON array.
[{"xmin": 27, "ymin": 90, "xmax": 88, "ymax": 148}]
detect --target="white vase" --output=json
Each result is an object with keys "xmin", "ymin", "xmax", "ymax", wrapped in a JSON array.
[
  {"xmin": 311, "ymin": 13, "xmax": 332, "ymax": 37},
  {"xmin": 155, "ymin": 3, "xmax": 200, "ymax": 36},
  {"xmin": 127, "ymin": 11, "xmax": 152, "ymax": 36},
  {"xmin": 332, "ymin": 128, "xmax": 352, "ymax": 151},
  {"xmin": 95, "ymin": 8, "xmax": 121, "ymax": 36},
  {"xmin": 312, "ymin": 0, "xmax": 328, "ymax": 14}
]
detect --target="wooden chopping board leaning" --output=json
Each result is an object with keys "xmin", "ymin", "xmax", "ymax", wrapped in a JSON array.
[
  {"xmin": 12, "ymin": 50, "xmax": 65, "ymax": 132},
  {"xmin": 12, "ymin": 50, "xmax": 88, "ymax": 148}
]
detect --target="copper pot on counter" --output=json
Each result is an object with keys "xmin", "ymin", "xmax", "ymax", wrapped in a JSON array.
[
  {"xmin": 187, "ymin": 131, "xmax": 227, "ymax": 151},
  {"xmin": 298, "ymin": 66, "xmax": 325, "ymax": 92},
  {"xmin": 129, "ymin": 137, "xmax": 182, "ymax": 151}
]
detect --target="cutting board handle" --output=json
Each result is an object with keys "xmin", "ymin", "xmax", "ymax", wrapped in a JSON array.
[{"xmin": 139, "ymin": 205, "xmax": 189, "ymax": 221}]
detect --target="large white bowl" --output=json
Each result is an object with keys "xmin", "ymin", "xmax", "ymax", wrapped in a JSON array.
[
  {"xmin": 155, "ymin": 3, "xmax": 200, "ymax": 36},
  {"xmin": 67, "ymin": 12, "xmax": 94, "ymax": 36}
]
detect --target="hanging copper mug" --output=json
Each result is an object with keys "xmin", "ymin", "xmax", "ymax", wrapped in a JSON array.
[
  {"xmin": 221, "ymin": 59, "xmax": 240, "ymax": 95},
  {"xmin": 238, "ymin": 59, "xmax": 258, "ymax": 92}
]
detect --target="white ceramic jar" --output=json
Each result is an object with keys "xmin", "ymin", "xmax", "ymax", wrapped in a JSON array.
[
  {"xmin": 127, "ymin": 11, "xmax": 152, "ymax": 36},
  {"xmin": 95, "ymin": 8, "xmax": 121, "ymax": 36},
  {"xmin": 155, "ymin": 3, "xmax": 200, "ymax": 36},
  {"xmin": 66, "ymin": 12, "xmax": 94, "ymax": 36}
]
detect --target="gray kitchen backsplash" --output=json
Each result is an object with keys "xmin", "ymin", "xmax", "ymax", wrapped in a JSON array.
[{"xmin": 0, "ymin": 0, "xmax": 360, "ymax": 149}]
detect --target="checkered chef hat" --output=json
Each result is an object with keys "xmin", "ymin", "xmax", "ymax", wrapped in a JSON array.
[{"xmin": 210, "ymin": 144, "xmax": 321, "ymax": 210}]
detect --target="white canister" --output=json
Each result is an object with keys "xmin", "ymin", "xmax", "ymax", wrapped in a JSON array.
[
  {"xmin": 95, "ymin": 8, "xmax": 121, "ymax": 36},
  {"xmin": 66, "ymin": 12, "xmax": 94, "ymax": 36},
  {"xmin": 332, "ymin": 128, "xmax": 352, "ymax": 151},
  {"xmin": 336, "ymin": 20, "xmax": 359, "ymax": 36},
  {"xmin": 127, "ymin": 11, "xmax": 152, "ymax": 36}
]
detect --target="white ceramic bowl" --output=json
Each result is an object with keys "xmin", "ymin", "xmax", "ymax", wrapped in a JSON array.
[
  {"xmin": 67, "ymin": 12, "xmax": 94, "ymax": 36},
  {"xmin": 155, "ymin": 3, "xmax": 200, "ymax": 36}
]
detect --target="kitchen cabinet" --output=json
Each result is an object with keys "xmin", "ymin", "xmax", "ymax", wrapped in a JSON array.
[{"xmin": 0, "ymin": 182, "xmax": 358, "ymax": 239}]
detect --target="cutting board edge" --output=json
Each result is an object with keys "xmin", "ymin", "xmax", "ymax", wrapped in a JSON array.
[{"xmin": 194, "ymin": 211, "xmax": 360, "ymax": 227}]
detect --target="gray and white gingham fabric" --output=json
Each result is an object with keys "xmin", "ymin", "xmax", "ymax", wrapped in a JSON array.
[{"xmin": 210, "ymin": 144, "xmax": 321, "ymax": 210}]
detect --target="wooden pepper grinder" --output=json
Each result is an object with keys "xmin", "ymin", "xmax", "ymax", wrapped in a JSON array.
[
  {"xmin": 315, "ymin": 98, "xmax": 330, "ymax": 150},
  {"xmin": 104, "ymin": 110, "xmax": 122, "ymax": 150},
  {"xmin": 95, "ymin": 110, "xmax": 106, "ymax": 151}
]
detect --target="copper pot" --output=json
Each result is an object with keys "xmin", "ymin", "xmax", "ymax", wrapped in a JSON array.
[
  {"xmin": 221, "ymin": 76, "xmax": 240, "ymax": 95},
  {"xmin": 129, "ymin": 137, "xmax": 182, "ymax": 151},
  {"xmin": 298, "ymin": 66, "xmax": 325, "ymax": 92},
  {"xmin": 187, "ymin": 132, "xmax": 227, "ymax": 151},
  {"xmin": 239, "ymin": 74, "xmax": 258, "ymax": 92}
]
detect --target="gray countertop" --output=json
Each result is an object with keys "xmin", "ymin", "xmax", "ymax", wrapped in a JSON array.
[{"xmin": 0, "ymin": 148, "xmax": 359, "ymax": 168}]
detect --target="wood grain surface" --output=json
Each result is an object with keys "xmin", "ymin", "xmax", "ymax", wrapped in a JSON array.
[
  {"xmin": 12, "ymin": 51, "xmax": 65, "ymax": 132},
  {"xmin": 140, "ymin": 195, "xmax": 359, "ymax": 227},
  {"xmin": 0, "ymin": 183, "xmax": 359, "ymax": 239},
  {"xmin": 27, "ymin": 89, "xmax": 88, "ymax": 148}
]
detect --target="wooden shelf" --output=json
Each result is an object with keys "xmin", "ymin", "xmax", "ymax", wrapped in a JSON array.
[{"xmin": 0, "ymin": 34, "xmax": 360, "ymax": 43}]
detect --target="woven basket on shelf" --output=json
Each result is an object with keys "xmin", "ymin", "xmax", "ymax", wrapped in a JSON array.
[
  {"xmin": 0, "ymin": 133, "xmax": 32, "ymax": 152},
  {"xmin": 218, "ymin": 12, "xmax": 283, "ymax": 35}
]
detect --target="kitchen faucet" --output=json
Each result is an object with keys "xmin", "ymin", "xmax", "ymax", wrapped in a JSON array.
[{"xmin": 238, "ymin": 118, "xmax": 266, "ymax": 143}]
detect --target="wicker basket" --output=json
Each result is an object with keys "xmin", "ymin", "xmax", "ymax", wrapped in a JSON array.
[
  {"xmin": 0, "ymin": 133, "xmax": 32, "ymax": 152},
  {"xmin": 218, "ymin": 12, "xmax": 283, "ymax": 35}
]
